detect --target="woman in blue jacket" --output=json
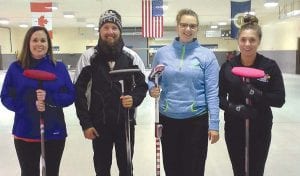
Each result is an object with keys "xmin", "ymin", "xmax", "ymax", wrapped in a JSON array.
[
  {"xmin": 148, "ymin": 9, "xmax": 220, "ymax": 176},
  {"xmin": 0, "ymin": 26, "xmax": 75, "ymax": 176}
]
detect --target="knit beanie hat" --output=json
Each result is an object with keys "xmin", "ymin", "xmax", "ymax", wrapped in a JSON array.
[{"xmin": 98, "ymin": 9, "xmax": 122, "ymax": 31}]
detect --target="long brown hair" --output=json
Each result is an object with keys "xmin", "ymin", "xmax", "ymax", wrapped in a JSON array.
[{"xmin": 18, "ymin": 26, "xmax": 55, "ymax": 68}]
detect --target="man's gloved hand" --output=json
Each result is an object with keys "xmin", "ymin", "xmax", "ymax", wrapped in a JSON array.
[
  {"xmin": 227, "ymin": 103, "xmax": 257, "ymax": 119},
  {"xmin": 242, "ymin": 83, "xmax": 263, "ymax": 102}
]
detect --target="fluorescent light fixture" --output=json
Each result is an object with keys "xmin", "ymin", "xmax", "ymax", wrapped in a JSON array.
[
  {"xmin": 247, "ymin": 11, "xmax": 256, "ymax": 16},
  {"xmin": 162, "ymin": 1, "xmax": 168, "ymax": 11},
  {"xmin": 264, "ymin": 2, "xmax": 278, "ymax": 7},
  {"xmin": 264, "ymin": 0, "xmax": 278, "ymax": 8},
  {"xmin": 210, "ymin": 25, "xmax": 218, "ymax": 29},
  {"xmin": 218, "ymin": 22, "xmax": 227, "ymax": 26},
  {"xmin": 64, "ymin": 14, "xmax": 75, "ymax": 18},
  {"xmin": 63, "ymin": 12, "xmax": 75, "ymax": 18},
  {"xmin": 19, "ymin": 24, "xmax": 29, "ymax": 28},
  {"xmin": 0, "ymin": 18, "xmax": 10, "ymax": 25},
  {"xmin": 52, "ymin": 3, "xmax": 59, "ymax": 10},
  {"xmin": 162, "ymin": 5, "xmax": 168, "ymax": 11},
  {"xmin": 51, "ymin": 6, "xmax": 58, "ymax": 10},
  {"xmin": 86, "ymin": 23, "xmax": 95, "ymax": 28},
  {"xmin": 45, "ymin": 2, "xmax": 59, "ymax": 10}
]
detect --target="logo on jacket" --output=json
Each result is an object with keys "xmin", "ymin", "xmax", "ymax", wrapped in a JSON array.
[{"xmin": 257, "ymin": 74, "xmax": 270, "ymax": 82}]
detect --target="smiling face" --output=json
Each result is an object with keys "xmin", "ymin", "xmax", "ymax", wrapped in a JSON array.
[
  {"xmin": 29, "ymin": 30, "xmax": 49, "ymax": 59},
  {"xmin": 176, "ymin": 15, "xmax": 198, "ymax": 43},
  {"xmin": 99, "ymin": 22, "xmax": 121, "ymax": 46},
  {"xmin": 238, "ymin": 29, "xmax": 260, "ymax": 58}
]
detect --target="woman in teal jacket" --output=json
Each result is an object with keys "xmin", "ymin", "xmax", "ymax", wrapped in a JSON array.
[
  {"xmin": 1, "ymin": 26, "xmax": 75, "ymax": 176},
  {"xmin": 148, "ymin": 9, "xmax": 220, "ymax": 176}
]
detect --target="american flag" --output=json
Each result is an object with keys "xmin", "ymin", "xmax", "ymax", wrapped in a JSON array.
[{"xmin": 142, "ymin": 0, "xmax": 164, "ymax": 38}]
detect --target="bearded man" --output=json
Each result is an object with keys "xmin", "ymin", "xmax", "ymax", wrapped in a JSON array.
[{"xmin": 73, "ymin": 9, "xmax": 147, "ymax": 176}]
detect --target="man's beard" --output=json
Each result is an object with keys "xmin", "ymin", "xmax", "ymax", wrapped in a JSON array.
[{"xmin": 98, "ymin": 35, "xmax": 124, "ymax": 61}]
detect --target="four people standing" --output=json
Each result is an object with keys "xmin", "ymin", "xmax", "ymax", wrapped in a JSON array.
[
  {"xmin": 0, "ymin": 8, "xmax": 289, "ymax": 176},
  {"xmin": 148, "ymin": 9, "xmax": 220, "ymax": 176},
  {"xmin": 219, "ymin": 15, "xmax": 285, "ymax": 176}
]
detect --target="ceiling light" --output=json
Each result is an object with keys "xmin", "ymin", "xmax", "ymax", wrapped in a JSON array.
[
  {"xmin": 210, "ymin": 25, "xmax": 218, "ymax": 29},
  {"xmin": 162, "ymin": 5, "xmax": 168, "ymax": 11},
  {"xmin": 218, "ymin": 22, "xmax": 227, "ymax": 26},
  {"xmin": 51, "ymin": 6, "xmax": 58, "ymax": 11},
  {"xmin": 19, "ymin": 24, "xmax": 29, "ymax": 28},
  {"xmin": 162, "ymin": 1, "xmax": 168, "ymax": 11},
  {"xmin": 63, "ymin": 12, "xmax": 75, "ymax": 18},
  {"xmin": 86, "ymin": 23, "xmax": 95, "ymax": 28},
  {"xmin": 0, "ymin": 18, "xmax": 10, "ymax": 25},
  {"xmin": 45, "ymin": 2, "xmax": 59, "ymax": 11},
  {"xmin": 247, "ymin": 11, "xmax": 256, "ymax": 16},
  {"xmin": 264, "ymin": 0, "xmax": 278, "ymax": 8}
]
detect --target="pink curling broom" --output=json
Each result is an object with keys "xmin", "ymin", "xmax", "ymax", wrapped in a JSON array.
[{"xmin": 231, "ymin": 67, "xmax": 265, "ymax": 176}]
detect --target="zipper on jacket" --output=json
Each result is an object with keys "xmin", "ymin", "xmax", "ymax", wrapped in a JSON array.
[
  {"xmin": 179, "ymin": 45, "xmax": 186, "ymax": 70},
  {"xmin": 131, "ymin": 75, "xmax": 136, "ymax": 91}
]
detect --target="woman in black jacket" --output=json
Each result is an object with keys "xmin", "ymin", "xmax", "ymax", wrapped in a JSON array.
[{"xmin": 219, "ymin": 15, "xmax": 285, "ymax": 176}]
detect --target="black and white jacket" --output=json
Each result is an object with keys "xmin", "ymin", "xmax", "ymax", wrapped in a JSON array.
[{"xmin": 74, "ymin": 46, "xmax": 147, "ymax": 130}]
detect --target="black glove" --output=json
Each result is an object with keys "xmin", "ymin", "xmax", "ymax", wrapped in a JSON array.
[
  {"xmin": 241, "ymin": 83, "xmax": 262, "ymax": 102},
  {"xmin": 227, "ymin": 103, "xmax": 257, "ymax": 119}
]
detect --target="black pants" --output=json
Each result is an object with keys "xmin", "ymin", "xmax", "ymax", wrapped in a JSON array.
[
  {"xmin": 14, "ymin": 138, "xmax": 65, "ymax": 176},
  {"xmin": 225, "ymin": 118, "xmax": 272, "ymax": 176},
  {"xmin": 93, "ymin": 122, "xmax": 135, "ymax": 176},
  {"xmin": 160, "ymin": 113, "xmax": 208, "ymax": 176}
]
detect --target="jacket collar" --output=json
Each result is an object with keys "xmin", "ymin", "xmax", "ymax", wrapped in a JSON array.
[{"xmin": 172, "ymin": 37, "xmax": 200, "ymax": 50}]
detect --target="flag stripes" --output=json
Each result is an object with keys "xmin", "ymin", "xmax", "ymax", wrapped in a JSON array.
[{"xmin": 142, "ymin": 0, "xmax": 163, "ymax": 38}]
